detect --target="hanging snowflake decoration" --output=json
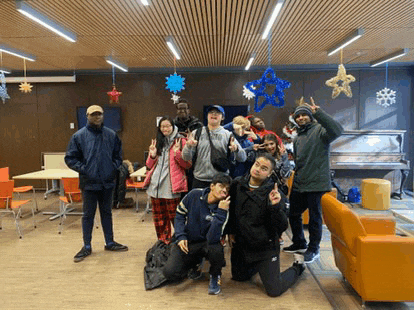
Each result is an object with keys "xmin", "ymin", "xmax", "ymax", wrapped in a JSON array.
[
  {"xmin": 0, "ymin": 71, "xmax": 10, "ymax": 104},
  {"xmin": 376, "ymin": 87, "xmax": 396, "ymax": 107},
  {"xmin": 165, "ymin": 72, "xmax": 185, "ymax": 93},
  {"xmin": 245, "ymin": 67, "xmax": 291, "ymax": 112},
  {"xmin": 171, "ymin": 93, "xmax": 180, "ymax": 104},
  {"xmin": 243, "ymin": 85, "xmax": 255, "ymax": 100},
  {"xmin": 19, "ymin": 81, "xmax": 33, "ymax": 93}
]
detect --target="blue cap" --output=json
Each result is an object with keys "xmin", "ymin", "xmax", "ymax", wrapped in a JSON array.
[{"xmin": 207, "ymin": 105, "xmax": 225, "ymax": 118}]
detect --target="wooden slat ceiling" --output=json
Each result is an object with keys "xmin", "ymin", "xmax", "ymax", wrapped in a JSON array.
[{"xmin": 0, "ymin": 0, "xmax": 413, "ymax": 72}]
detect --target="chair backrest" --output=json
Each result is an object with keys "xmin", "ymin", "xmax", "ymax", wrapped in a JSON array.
[
  {"xmin": 321, "ymin": 194, "xmax": 366, "ymax": 256},
  {"xmin": 0, "ymin": 180, "xmax": 14, "ymax": 209},
  {"xmin": 61, "ymin": 178, "xmax": 82, "ymax": 203},
  {"xmin": 0, "ymin": 167, "xmax": 10, "ymax": 182}
]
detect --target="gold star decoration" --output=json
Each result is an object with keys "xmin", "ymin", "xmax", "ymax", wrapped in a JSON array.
[
  {"xmin": 19, "ymin": 81, "xmax": 33, "ymax": 93},
  {"xmin": 325, "ymin": 64, "xmax": 356, "ymax": 99}
]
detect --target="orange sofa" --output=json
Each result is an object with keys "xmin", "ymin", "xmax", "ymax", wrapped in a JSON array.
[{"xmin": 321, "ymin": 194, "xmax": 414, "ymax": 304}]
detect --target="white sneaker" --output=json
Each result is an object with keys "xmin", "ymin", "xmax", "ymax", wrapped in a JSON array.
[{"xmin": 293, "ymin": 253, "xmax": 304, "ymax": 264}]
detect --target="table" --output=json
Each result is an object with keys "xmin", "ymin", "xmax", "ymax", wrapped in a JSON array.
[
  {"xmin": 13, "ymin": 169, "xmax": 80, "ymax": 220},
  {"xmin": 390, "ymin": 209, "xmax": 414, "ymax": 237},
  {"xmin": 130, "ymin": 166, "xmax": 147, "ymax": 180}
]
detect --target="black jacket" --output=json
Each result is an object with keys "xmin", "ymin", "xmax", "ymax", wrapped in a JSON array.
[
  {"xmin": 226, "ymin": 174, "xmax": 288, "ymax": 261},
  {"xmin": 173, "ymin": 115, "xmax": 203, "ymax": 133}
]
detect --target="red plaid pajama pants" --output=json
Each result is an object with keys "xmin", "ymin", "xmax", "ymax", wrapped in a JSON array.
[{"xmin": 150, "ymin": 197, "xmax": 181, "ymax": 244}]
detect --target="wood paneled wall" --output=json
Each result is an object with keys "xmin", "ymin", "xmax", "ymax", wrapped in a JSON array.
[{"xmin": 1, "ymin": 68, "xmax": 412, "ymax": 189}]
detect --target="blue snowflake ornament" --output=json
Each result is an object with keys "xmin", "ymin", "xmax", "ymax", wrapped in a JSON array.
[
  {"xmin": 245, "ymin": 67, "xmax": 291, "ymax": 112},
  {"xmin": 165, "ymin": 72, "xmax": 185, "ymax": 93},
  {"xmin": 0, "ymin": 71, "xmax": 10, "ymax": 104}
]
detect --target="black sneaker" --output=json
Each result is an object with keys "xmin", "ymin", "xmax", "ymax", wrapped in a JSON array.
[
  {"xmin": 208, "ymin": 275, "xmax": 221, "ymax": 295},
  {"xmin": 104, "ymin": 241, "xmax": 128, "ymax": 252},
  {"xmin": 303, "ymin": 250, "xmax": 320, "ymax": 264},
  {"xmin": 74, "ymin": 247, "xmax": 91, "ymax": 263},
  {"xmin": 283, "ymin": 243, "xmax": 307, "ymax": 253},
  {"xmin": 188, "ymin": 268, "xmax": 204, "ymax": 280}
]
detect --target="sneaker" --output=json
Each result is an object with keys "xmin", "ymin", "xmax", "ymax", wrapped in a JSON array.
[
  {"xmin": 283, "ymin": 243, "xmax": 307, "ymax": 253},
  {"xmin": 279, "ymin": 238, "xmax": 284, "ymax": 245},
  {"xmin": 208, "ymin": 275, "xmax": 221, "ymax": 295},
  {"xmin": 104, "ymin": 241, "xmax": 128, "ymax": 252},
  {"xmin": 303, "ymin": 250, "xmax": 320, "ymax": 264},
  {"xmin": 74, "ymin": 246, "xmax": 91, "ymax": 263},
  {"xmin": 293, "ymin": 253, "xmax": 305, "ymax": 275}
]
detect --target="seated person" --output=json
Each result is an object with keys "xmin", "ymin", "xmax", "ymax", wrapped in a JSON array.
[
  {"xmin": 226, "ymin": 153, "xmax": 304, "ymax": 297},
  {"xmin": 162, "ymin": 173, "xmax": 232, "ymax": 295}
]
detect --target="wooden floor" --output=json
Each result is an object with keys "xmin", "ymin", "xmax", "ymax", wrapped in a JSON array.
[{"xmin": 1, "ymin": 191, "xmax": 413, "ymax": 310}]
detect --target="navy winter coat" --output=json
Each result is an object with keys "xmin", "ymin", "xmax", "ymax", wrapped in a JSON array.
[{"xmin": 65, "ymin": 124, "xmax": 122, "ymax": 190}]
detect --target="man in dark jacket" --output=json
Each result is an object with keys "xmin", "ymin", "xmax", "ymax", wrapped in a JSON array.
[
  {"xmin": 283, "ymin": 98, "xmax": 343, "ymax": 263},
  {"xmin": 162, "ymin": 173, "xmax": 231, "ymax": 295},
  {"xmin": 173, "ymin": 98, "xmax": 203, "ymax": 135},
  {"xmin": 226, "ymin": 153, "xmax": 304, "ymax": 297},
  {"xmin": 65, "ymin": 105, "xmax": 128, "ymax": 263}
]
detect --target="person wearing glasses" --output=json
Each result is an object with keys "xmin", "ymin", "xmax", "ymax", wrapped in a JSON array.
[{"xmin": 143, "ymin": 116, "xmax": 191, "ymax": 244}]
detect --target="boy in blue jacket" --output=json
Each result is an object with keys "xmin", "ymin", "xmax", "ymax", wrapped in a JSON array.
[{"xmin": 162, "ymin": 173, "xmax": 232, "ymax": 295}]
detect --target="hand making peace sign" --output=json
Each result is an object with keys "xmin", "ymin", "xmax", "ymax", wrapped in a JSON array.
[
  {"xmin": 302, "ymin": 97, "xmax": 320, "ymax": 113},
  {"xmin": 149, "ymin": 139, "xmax": 157, "ymax": 158},
  {"xmin": 173, "ymin": 138, "xmax": 182, "ymax": 156},
  {"xmin": 186, "ymin": 131, "xmax": 198, "ymax": 147}
]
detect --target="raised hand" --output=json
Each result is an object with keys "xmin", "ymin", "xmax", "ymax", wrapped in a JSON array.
[
  {"xmin": 269, "ymin": 183, "xmax": 281, "ymax": 205},
  {"xmin": 186, "ymin": 131, "xmax": 198, "ymax": 147},
  {"xmin": 173, "ymin": 138, "xmax": 181, "ymax": 156},
  {"xmin": 218, "ymin": 196, "xmax": 230, "ymax": 210},
  {"xmin": 278, "ymin": 143, "xmax": 287, "ymax": 155},
  {"xmin": 303, "ymin": 96, "xmax": 320, "ymax": 113},
  {"xmin": 253, "ymin": 143, "xmax": 265, "ymax": 151},
  {"xmin": 228, "ymin": 136, "xmax": 238, "ymax": 152},
  {"xmin": 245, "ymin": 130, "xmax": 257, "ymax": 141},
  {"xmin": 149, "ymin": 139, "xmax": 157, "ymax": 158}
]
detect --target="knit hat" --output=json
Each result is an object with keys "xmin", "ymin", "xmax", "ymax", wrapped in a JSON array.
[{"xmin": 293, "ymin": 105, "xmax": 313, "ymax": 121}]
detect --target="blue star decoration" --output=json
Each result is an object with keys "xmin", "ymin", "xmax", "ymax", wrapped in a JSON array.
[
  {"xmin": 0, "ymin": 71, "xmax": 10, "ymax": 104},
  {"xmin": 165, "ymin": 72, "xmax": 185, "ymax": 93},
  {"xmin": 245, "ymin": 67, "xmax": 291, "ymax": 112}
]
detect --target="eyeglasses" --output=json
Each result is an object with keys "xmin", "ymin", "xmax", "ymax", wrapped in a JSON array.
[{"xmin": 160, "ymin": 124, "xmax": 172, "ymax": 129}]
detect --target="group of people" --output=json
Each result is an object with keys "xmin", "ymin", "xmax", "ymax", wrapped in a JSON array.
[{"xmin": 64, "ymin": 97, "xmax": 343, "ymax": 297}]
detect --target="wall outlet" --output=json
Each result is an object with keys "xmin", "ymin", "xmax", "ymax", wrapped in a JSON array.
[{"xmin": 70, "ymin": 123, "xmax": 75, "ymax": 129}]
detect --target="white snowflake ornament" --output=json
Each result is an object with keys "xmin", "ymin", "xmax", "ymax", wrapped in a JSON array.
[
  {"xmin": 376, "ymin": 87, "xmax": 396, "ymax": 107},
  {"xmin": 243, "ymin": 85, "xmax": 255, "ymax": 100},
  {"xmin": 171, "ymin": 93, "xmax": 180, "ymax": 104}
]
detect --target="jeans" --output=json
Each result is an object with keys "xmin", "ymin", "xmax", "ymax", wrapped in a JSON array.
[
  {"xmin": 288, "ymin": 191, "xmax": 325, "ymax": 252},
  {"xmin": 82, "ymin": 188, "xmax": 114, "ymax": 246}
]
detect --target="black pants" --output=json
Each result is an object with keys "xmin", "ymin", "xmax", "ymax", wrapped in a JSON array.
[
  {"xmin": 82, "ymin": 188, "xmax": 114, "ymax": 246},
  {"xmin": 162, "ymin": 241, "xmax": 225, "ymax": 280},
  {"xmin": 289, "ymin": 191, "xmax": 325, "ymax": 252},
  {"xmin": 231, "ymin": 245, "xmax": 301, "ymax": 297}
]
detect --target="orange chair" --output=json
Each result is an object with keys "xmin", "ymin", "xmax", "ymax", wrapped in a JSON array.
[
  {"xmin": 0, "ymin": 167, "xmax": 38, "ymax": 212},
  {"xmin": 0, "ymin": 180, "xmax": 35, "ymax": 238},
  {"xmin": 58, "ymin": 178, "xmax": 82, "ymax": 234},
  {"xmin": 321, "ymin": 194, "xmax": 414, "ymax": 305},
  {"xmin": 126, "ymin": 178, "xmax": 151, "ymax": 219}
]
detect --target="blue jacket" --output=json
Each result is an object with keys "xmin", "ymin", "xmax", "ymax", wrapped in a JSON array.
[
  {"xmin": 65, "ymin": 124, "xmax": 122, "ymax": 190},
  {"xmin": 175, "ymin": 188, "xmax": 228, "ymax": 245}
]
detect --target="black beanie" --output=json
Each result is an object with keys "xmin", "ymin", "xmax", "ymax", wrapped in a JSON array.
[{"xmin": 293, "ymin": 106, "xmax": 314, "ymax": 121}]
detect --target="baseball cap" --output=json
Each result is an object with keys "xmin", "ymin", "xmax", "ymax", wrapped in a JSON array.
[
  {"xmin": 86, "ymin": 105, "xmax": 104, "ymax": 115},
  {"xmin": 207, "ymin": 105, "xmax": 225, "ymax": 118}
]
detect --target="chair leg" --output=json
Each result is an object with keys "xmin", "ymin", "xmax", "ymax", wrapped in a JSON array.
[
  {"xmin": 32, "ymin": 188, "xmax": 38, "ymax": 212},
  {"xmin": 13, "ymin": 209, "xmax": 23, "ymax": 239},
  {"xmin": 135, "ymin": 188, "xmax": 139, "ymax": 212},
  {"xmin": 58, "ymin": 201, "xmax": 67, "ymax": 234}
]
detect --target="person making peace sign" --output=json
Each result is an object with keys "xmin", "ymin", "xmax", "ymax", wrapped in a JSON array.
[{"xmin": 143, "ymin": 116, "xmax": 192, "ymax": 244}]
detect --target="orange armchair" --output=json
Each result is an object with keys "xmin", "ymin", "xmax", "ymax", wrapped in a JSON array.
[{"xmin": 321, "ymin": 194, "xmax": 414, "ymax": 305}]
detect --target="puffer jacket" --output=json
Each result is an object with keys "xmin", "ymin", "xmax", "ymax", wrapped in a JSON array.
[
  {"xmin": 143, "ymin": 132, "xmax": 192, "ymax": 193},
  {"xmin": 293, "ymin": 109, "xmax": 343, "ymax": 192},
  {"xmin": 65, "ymin": 124, "xmax": 122, "ymax": 190},
  {"xmin": 226, "ymin": 174, "xmax": 288, "ymax": 260}
]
